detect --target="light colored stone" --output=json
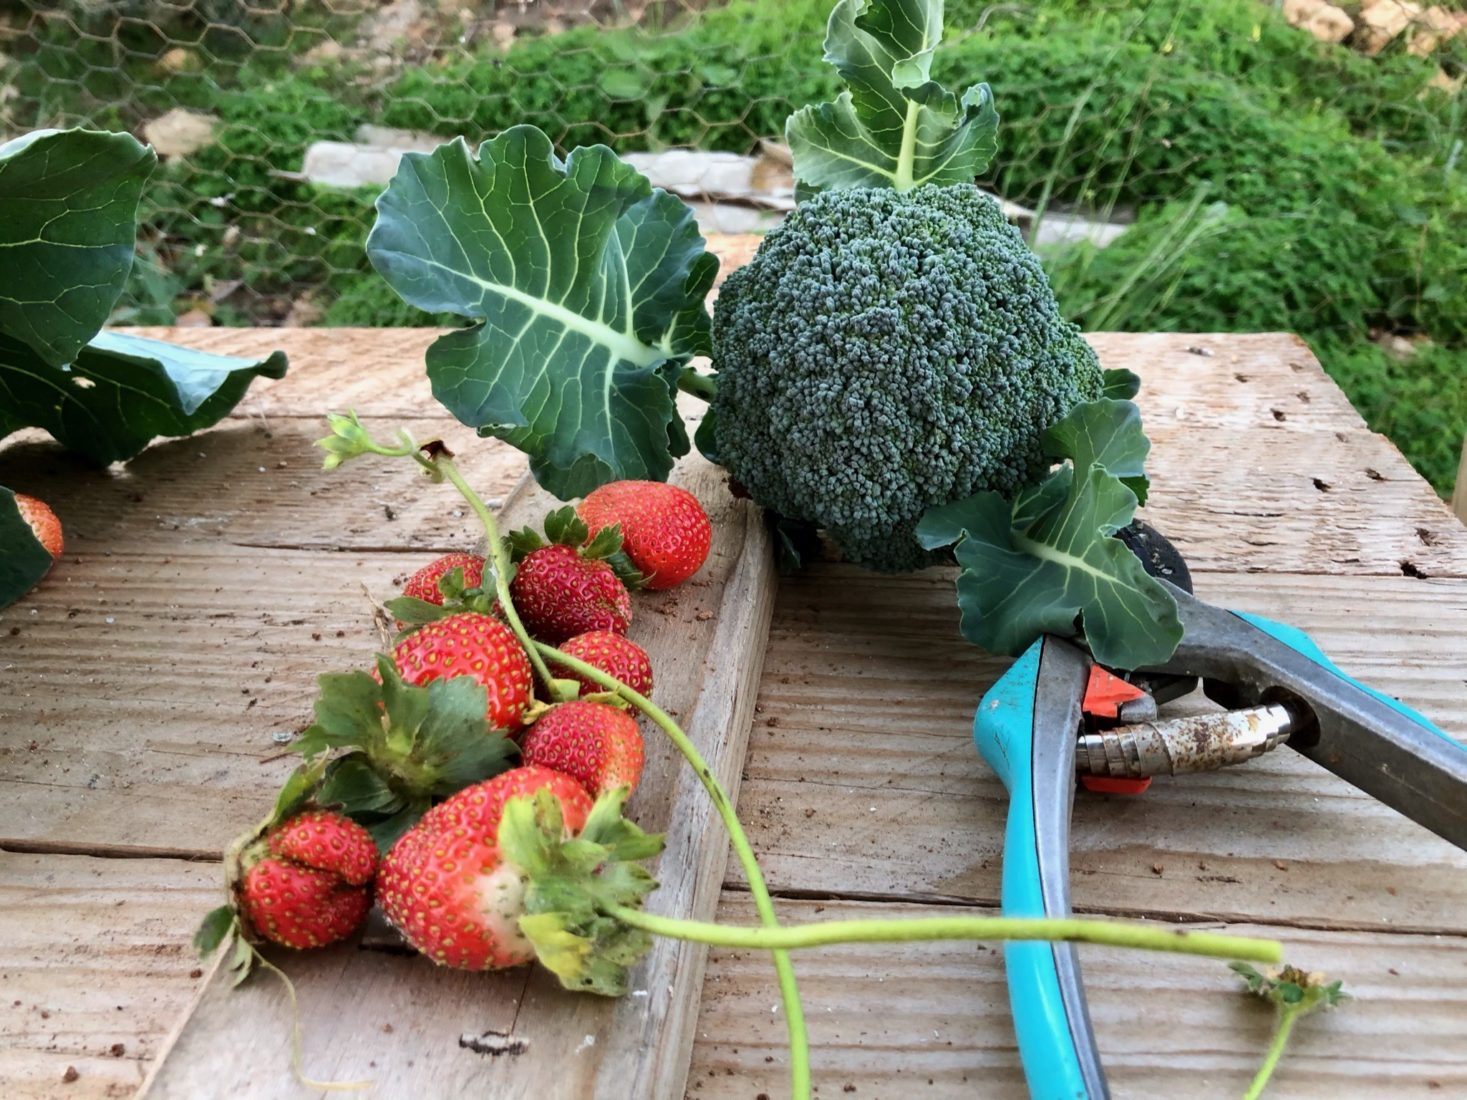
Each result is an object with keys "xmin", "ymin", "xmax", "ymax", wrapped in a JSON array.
[
  {"xmin": 1303, "ymin": 4, "xmax": 1356, "ymax": 44},
  {"xmin": 141, "ymin": 108, "xmax": 218, "ymax": 158},
  {"xmin": 491, "ymin": 21, "xmax": 515, "ymax": 49},
  {"xmin": 299, "ymin": 140, "xmax": 415, "ymax": 189},
  {"xmin": 157, "ymin": 47, "xmax": 201, "ymax": 75},
  {"xmin": 300, "ymin": 39, "xmax": 345, "ymax": 65},
  {"xmin": 1407, "ymin": 5, "xmax": 1462, "ymax": 55},
  {"xmin": 175, "ymin": 309, "xmax": 212, "ymax": 328},
  {"xmin": 352, "ymin": 125, "xmax": 444, "ymax": 153},
  {"xmin": 1427, "ymin": 66, "xmax": 1464, "ymax": 94},
  {"xmin": 1358, "ymin": 0, "xmax": 1423, "ymax": 55},
  {"xmin": 622, "ymin": 149, "xmax": 796, "ymax": 210}
]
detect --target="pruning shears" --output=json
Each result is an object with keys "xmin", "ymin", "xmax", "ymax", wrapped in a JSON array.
[{"xmin": 977, "ymin": 551, "xmax": 1467, "ymax": 1099}]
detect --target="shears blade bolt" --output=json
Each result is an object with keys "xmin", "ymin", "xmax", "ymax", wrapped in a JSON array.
[{"xmin": 1077, "ymin": 702, "xmax": 1299, "ymax": 778}]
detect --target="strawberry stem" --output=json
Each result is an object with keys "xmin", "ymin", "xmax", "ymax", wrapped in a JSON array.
[
  {"xmin": 602, "ymin": 903, "xmax": 1284, "ymax": 962},
  {"xmin": 533, "ymin": 642, "xmax": 811, "ymax": 1100},
  {"xmin": 429, "ymin": 456, "xmax": 576, "ymax": 703}
]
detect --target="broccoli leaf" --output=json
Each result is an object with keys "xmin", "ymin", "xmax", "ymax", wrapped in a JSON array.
[
  {"xmin": 0, "ymin": 331, "xmax": 287, "ymax": 464},
  {"xmin": 786, "ymin": 0, "xmax": 998, "ymax": 195},
  {"xmin": 916, "ymin": 399, "xmax": 1181, "ymax": 669},
  {"xmin": 367, "ymin": 127, "xmax": 718, "ymax": 499},
  {"xmin": 0, "ymin": 129, "xmax": 156, "ymax": 367}
]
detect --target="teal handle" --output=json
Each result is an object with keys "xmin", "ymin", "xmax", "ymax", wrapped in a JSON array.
[
  {"xmin": 977, "ymin": 641, "xmax": 1092, "ymax": 1100},
  {"xmin": 1235, "ymin": 611, "xmax": 1454, "ymax": 744}
]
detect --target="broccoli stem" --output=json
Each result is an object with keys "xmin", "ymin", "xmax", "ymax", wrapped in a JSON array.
[{"xmin": 676, "ymin": 365, "xmax": 718, "ymax": 402}]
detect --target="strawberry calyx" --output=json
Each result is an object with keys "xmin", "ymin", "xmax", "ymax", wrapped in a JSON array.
[
  {"xmin": 509, "ymin": 505, "xmax": 646, "ymax": 589},
  {"xmin": 498, "ymin": 787, "xmax": 665, "ymax": 996},
  {"xmin": 386, "ymin": 561, "xmax": 498, "ymax": 634},
  {"xmin": 289, "ymin": 656, "xmax": 517, "ymax": 850}
]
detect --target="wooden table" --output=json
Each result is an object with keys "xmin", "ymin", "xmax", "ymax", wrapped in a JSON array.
[{"xmin": 3, "ymin": 240, "xmax": 1466, "ymax": 1097}]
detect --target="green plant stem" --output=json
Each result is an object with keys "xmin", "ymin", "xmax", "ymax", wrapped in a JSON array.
[
  {"xmin": 1243, "ymin": 1005, "xmax": 1301, "ymax": 1100},
  {"xmin": 432, "ymin": 456, "xmax": 568, "ymax": 700},
  {"xmin": 604, "ymin": 903, "xmax": 1283, "ymax": 962},
  {"xmin": 677, "ymin": 366, "xmax": 717, "ymax": 402},
  {"xmin": 534, "ymin": 642, "xmax": 812, "ymax": 1100}
]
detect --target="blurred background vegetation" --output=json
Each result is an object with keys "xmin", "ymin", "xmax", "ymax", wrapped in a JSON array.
[{"xmin": 1, "ymin": 0, "xmax": 1463, "ymax": 495}]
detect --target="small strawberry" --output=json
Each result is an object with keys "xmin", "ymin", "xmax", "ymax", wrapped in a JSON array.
[
  {"xmin": 551, "ymin": 630, "xmax": 654, "ymax": 700},
  {"xmin": 376, "ymin": 766, "xmax": 593, "ymax": 970},
  {"xmin": 391, "ymin": 611, "xmax": 533, "ymax": 731},
  {"xmin": 237, "ymin": 810, "xmax": 377, "ymax": 950},
  {"xmin": 402, "ymin": 552, "xmax": 486, "ymax": 605},
  {"xmin": 14, "ymin": 493, "xmax": 63, "ymax": 560},
  {"xmin": 577, "ymin": 480, "xmax": 711, "ymax": 590},
  {"xmin": 520, "ymin": 701, "xmax": 645, "ymax": 798},
  {"xmin": 509, "ymin": 543, "xmax": 631, "ymax": 645}
]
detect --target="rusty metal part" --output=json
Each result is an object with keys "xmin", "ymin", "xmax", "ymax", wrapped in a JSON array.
[{"xmin": 1076, "ymin": 703, "xmax": 1299, "ymax": 778}]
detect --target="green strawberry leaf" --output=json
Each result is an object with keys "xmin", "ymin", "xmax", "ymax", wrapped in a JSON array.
[
  {"xmin": 227, "ymin": 935, "xmax": 256, "ymax": 987},
  {"xmin": 383, "ymin": 595, "xmax": 455, "ymax": 629},
  {"xmin": 0, "ymin": 487, "xmax": 56, "ymax": 610},
  {"xmin": 319, "ymin": 755, "xmax": 404, "ymax": 816},
  {"xmin": 503, "ymin": 789, "xmax": 664, "ymax": 996},
  {"xmin": 365, "ymin": 807, "xmax": 420, "ymax": 853},
  {"xmin": 0, "ymin": 129, "xmax": 156, "ymax": 366},
  {"xmin": 295, "ymin": 657, "xmax": 515, "ymax": 818},
  {"xmin": 192, "ymin": 905, "xmax": 238, "ymax": 957},
  {"xmin": 543, "ymin": 505, "xmax": 591, "ymax": 548},
  {"xmin": 266, "ymin": 760, "xmax": 327, "ymax": 828},
  {"xmin": 507, "ymin": 525, "xmax": 547, "ymax": 562},
  {"xmin": 785, "ymin": 0, "xmax": 998, "ymax": 196},
  {"xmin": 916, "ymin": 399, "xmax": 1181, "ymax": 670},
  {"xmin": 367, "ymin": 126, "xmax": 718, "ymax": 499},
  {"xmin": 0, "ymin": 331, "xmax": 287, "ymax": 464}
]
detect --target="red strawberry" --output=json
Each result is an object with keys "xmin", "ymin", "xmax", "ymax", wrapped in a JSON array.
[
  {"xmin": 237, "ymin": 810, "xmax": 377, "ymax": 949},
  {"xmin": 14, "ymin": 493, "xmax": 63, "ymax": 559},
  {"xmin": 520, "ymin": 701, "xmax": 645, "ymax": 798},
  {"xmin": 376, "ymin": 766, "xmax": 593, "ymax": 970},
  {"xmin": 403, "ymin": 552, "xmax": 486, "ymax": 604},
  {"xmin": 577, "ymin": 480, "xmax": 711, "ymax": 590},
  {"xmin": 267, "ymin": 809, "xmax": 377, "ymax": 886},
  {"xmin": 551, "ymin": 630, "xmax": 654, "ymax": 699},
  {"xmin": 392, "ymin": 611, "xmax": 533, "ymax": 731},
  {"xmin": 509, "ymin": 543, "xmax": 631, "ymax": 645}
]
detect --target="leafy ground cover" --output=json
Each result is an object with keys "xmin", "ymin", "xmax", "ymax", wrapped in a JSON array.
[{"xmin": 4, "ymin": 0, "xmax": 1463, "ymax": 491}]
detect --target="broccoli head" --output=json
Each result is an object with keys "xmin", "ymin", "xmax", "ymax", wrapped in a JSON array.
[{"xmin": 709, "ymin": 183, "xmax": 1104, "ymax": 572}]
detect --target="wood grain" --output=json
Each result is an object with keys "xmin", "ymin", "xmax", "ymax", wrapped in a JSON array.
[
  {"xmin": 732, "ymin": 566, "xmax": 1467, "ymax": 932},
  {"xmin": 138, "ymin": 453, "xmax": 777, "ymax": 1099},
  {"xmin": 0, "ymin": 853, "xmax": 216, "ymax": 1100},
  {"xmin": 688, "ymin": 895, "xmax": 1467, "ymax": 1098},
  {"xmin": 4, "ymin": 254, "xmax": 1466, "ymax": 1096}
]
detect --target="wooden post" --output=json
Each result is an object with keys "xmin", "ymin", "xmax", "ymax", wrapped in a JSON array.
[{"xmin": 1454, "ymin": 437, "xmax": 1467, "ymax": 524}]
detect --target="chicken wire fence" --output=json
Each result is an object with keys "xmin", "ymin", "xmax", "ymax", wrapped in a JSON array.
[{"xmin": 0, "ymin": 1, "xmax": 1462, "ymax": 380}]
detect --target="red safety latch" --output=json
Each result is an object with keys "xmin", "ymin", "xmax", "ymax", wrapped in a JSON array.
[{"xmin": 1079, "ymin": 666, "xmax": 1151, "ymax": 795}]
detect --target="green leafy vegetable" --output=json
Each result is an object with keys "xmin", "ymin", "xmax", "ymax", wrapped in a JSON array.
[
  {"xmin": 0, "ymin": 331, "xmax": 287, "ymax": 464},
  {"xmin": 366, "ymin": 126, "xmax": 719, "ymax": 499},
  {"xmin": 916, "ymin": 399, "xmax": 1181, "ymax": 669},
  {"xmin": 0, "ymin": 129, "xmax": 156, "ymax": 366},
  {"xmin": 786, "ymin": 0, "xmax": 998, "ymax": 195}
]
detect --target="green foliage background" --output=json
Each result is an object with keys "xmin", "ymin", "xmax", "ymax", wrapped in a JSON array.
[{"xmin": 3, "ymin": 0, "xmax": 1463, "ymax": 492}]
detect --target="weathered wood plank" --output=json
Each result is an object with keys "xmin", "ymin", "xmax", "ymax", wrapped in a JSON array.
[
  {"xmin": 0, "ymin": 853, "xmax": 216, "ymax": 1100},
  {"xmin": 139, "ymin": 455, "xmax": 776, "ymax": 1099},
  {"xmin": 0, "ymin": 418, "xmax": 527, "ymax": 554},
  {"xmin": 688, "ymin": 895, "xmax": 1467, "ymax": 1098},
  {"xmin": 732, "ymin": 566, "xmax": 1467, "ymax": 931}
]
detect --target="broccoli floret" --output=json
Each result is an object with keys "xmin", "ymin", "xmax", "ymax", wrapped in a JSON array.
[{"xmin": 710, "ymin": 183, "xmax": 1104, "ymax": 572}]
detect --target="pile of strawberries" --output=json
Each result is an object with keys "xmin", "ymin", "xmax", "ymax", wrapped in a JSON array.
[{"xmin": 217, "ymin": 479, "xmax": 712, "ymax": 972}]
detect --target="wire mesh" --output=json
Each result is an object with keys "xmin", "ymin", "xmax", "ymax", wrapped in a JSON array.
[{"xmin": 1, "ymin": 0, "xmax": 1463, "ymax": 487}]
